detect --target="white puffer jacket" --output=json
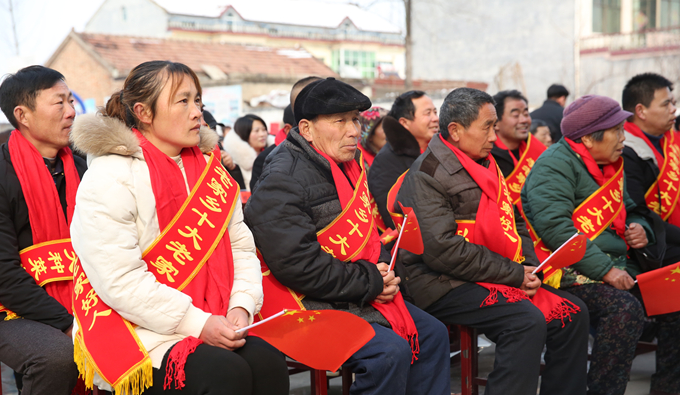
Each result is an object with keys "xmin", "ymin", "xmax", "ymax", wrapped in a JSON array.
[
  {"xmin": 69, "ymin": 114, "xmax": 262, "ymax": 389},
  {"xmin": 221, "ymin": 129, "xmax": 260, "ymax": 190}
]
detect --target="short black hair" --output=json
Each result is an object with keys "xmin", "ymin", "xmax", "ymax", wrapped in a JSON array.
[
  {"xmin": 547, "ymin": 84, "xmax": 569, "ymax": 99},
  {"xmin": 622, "ymin": 72, "xmax": 674, "ymax": 114},
  {"xmin": 234, "ymin": 114, "xmax": 268, "ymax": 143},
  {"xmin": 282, "ymin": 104, "xmax": 295, "ymax": 126},
  {"xmin": 388, "ymin": 90, "xmax": 426, "ymax": 121},
  {"xmin": 530, "ymin": 119, "xmax": 548, "ymax": 135},
  {"xmin": 439, "ymin": 88, "xmax": 495, "ymax": 139},
  {"xmin": 0, "ymin": 65, "xmax": 66, "ymax": 128},
  {"xmin": 492, "ymin": 90, "xmax": 528, "ymax": 121}
]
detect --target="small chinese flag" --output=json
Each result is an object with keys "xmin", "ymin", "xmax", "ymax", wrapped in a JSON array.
[
  {"xmin": 380, "ymin": 228, "xmax": 398, "ymax": 245},
  {"xmin": 250, "ymin": 310, "xmax": 375, "ymax": 372},
  {"xmin": 638, "ymin": 263, "xmax": 680, "ymax": 316},
  {"xmin": 539, "ymin": 234, "xmax": 588, "ymax": 281},
  {"xmin": 394, "ymin": 203, "xmax": 424, "ymax": 255}
]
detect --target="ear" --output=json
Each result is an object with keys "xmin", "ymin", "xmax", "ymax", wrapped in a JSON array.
[
  {"xmin": 13, "ymin": 106, "xmax": 30, "ymax": 130},
  {"xmin": 581, "ymin": 134, "xmax": 595, "ymax": 149},
  {"xmin": 448, "ymin": 122, "xmax": 462, "ymax": 143},
  {"xmin": 398, "ymin": 117, "xmax": 410, "ymax": 129},
  {"xmin": 283, "ymin": 124, "xmax": 292, "ymax": 134},
  {"xmin": 133, "ymin": 102, "xmax": 152, "ymax": 127},
  {"xmin": 298, "ymin": 119, "xmax": 314, "ymax": 143},
  {"xmin": 635, "ymin": 103, "xmax": 647, "ymax": 121}
]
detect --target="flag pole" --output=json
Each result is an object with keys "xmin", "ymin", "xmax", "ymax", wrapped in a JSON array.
[
  {"xmin": 388, "ymin": 215, "xmax": 407, "ymax": 272},
  {"xmin": 235, "ymin": 309, "xmax": 286, "ymax": 333}
]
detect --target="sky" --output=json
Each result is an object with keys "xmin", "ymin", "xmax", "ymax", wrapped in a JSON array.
[{"xmin": 0, "ymin": 0, "xmax": 405, "ymax": 77}]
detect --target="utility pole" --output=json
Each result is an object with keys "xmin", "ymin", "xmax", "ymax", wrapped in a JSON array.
[
  {"xmin": 404, "ymin": 0, "xmax": 412, "ymax": 90},
  {"xmin": 8, "ymin": 0, "xmax": 20, "ymax": 56}
]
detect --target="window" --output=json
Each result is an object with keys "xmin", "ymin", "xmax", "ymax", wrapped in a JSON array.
[
  {"xmin": 593, "ymin": 0, "xmax": 621, "ymax": 33},
  {"xmin": 660, "ymin": 0, "xmax": 680, "ymax": 27},
  {"xmin": 121, "ymin": 6, "xmax": 127, "ymax": 21},
  {"xmin": 633, "ymin": 0, "xmax": 657, "ymax": 30},
  {"xmin": 332, "ymin": 50, "xmax": 376, "ymax": 79}
]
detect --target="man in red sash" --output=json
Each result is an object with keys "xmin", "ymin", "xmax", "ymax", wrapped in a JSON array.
[
  {"xmin": 245, "ymin": 77, "xmax": 451, "ymax": 395},
  {"xmin": 0, "ymin": 66, "xmax": 84, "ymax": 394},
  {"xmin": 397, "ymin": 87, "xmax": 589, "ymax": 395},
  {"xmin": 523, "ymin": 94, "xmax": 680, "ymax": 395},
  {"xmin": 622, "ymin": 73, "xmax": 680, "ymax": 266}
]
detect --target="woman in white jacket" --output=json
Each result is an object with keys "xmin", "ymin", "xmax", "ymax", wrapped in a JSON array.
[
  {"xmin": 69, "ymin": 61, "xmax": 288, "ymax": 395},
  {"xmin": 221, "ymin": 114, "xmax": 268, "ymax": 190}
]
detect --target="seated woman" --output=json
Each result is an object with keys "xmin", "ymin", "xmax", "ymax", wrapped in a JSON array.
[
  {"xmin": 222, "ymin": 114, "xmax": 268, "ymax": 190},
  {"xmin": 522, "ymin": 95, "xmax": 680, "ymax": 395},
  {"xmin": 69, "ymin": 61, "xmax": 288, "ymax": 395},
  {"xmin": 358, "ymin": 106, "xmax": 388, "ymax": 170},
  {"xmin": 529, "ymin": 118, "xmax": 553, "ymax": 147}
]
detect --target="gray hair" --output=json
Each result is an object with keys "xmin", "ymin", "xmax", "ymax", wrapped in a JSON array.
[{"xmin": 439, "ymin": 88, "xmax": 495, "ymax": 139}]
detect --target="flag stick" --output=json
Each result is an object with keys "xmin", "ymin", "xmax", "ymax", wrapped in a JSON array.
[
  {"xmin": 235, "ymin": 309, "xmax": 286, "ymax": 333},
  {"xmin": 388, "ymin": 215, "xmax": 407, "ymax": 272},
  {"xmin": 531, "ymin": 232, "xmax": 580, "ymax": 274}
]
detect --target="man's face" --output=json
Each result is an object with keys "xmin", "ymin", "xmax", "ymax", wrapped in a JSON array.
[
  {"xmin": 301, "ymin": 110, "xmax": 361, "ymax": 163},
  {"xmin": 18, "ymin": 81, "xmax": 75, "ymax": 154},
  {"xmin": 533, "ymin": 126, "xmax": 553, "ymax": 147},
  {"xmin": 495, "ymin": 98, "xmax": 530, "ymax": 143},
  {"xmin": 449, "ymin": 103, "xmax": 498, "ymax": 161},
  {"xmin": 401, "ymin": 95, "xmax": 439, "ymax": 145},
  {"xmin": 641, "ymin": 87, "xmax": 676, "ymax": 135}
]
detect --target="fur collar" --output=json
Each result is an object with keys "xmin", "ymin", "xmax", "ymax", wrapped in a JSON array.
[
  {"xmin": 222, "ymin": 129, "xmax": 260, "ymax": 172},
  {"xmin": 382, "ymin": 115, "xmax": 421, "ymax": 158},
  {"xmin": 70, "ymin": 113, "xmax": 219, "ymax": 158}
]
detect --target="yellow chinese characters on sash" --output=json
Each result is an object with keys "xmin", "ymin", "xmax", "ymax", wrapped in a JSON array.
[
  {"xmin": 645, "ymin": 131, "xmax": 680, "ymax": 221},
  {"xmin": 0, "ymin": 239, "xmax": 76, "ymax": 319},
  {"xmin": 316, "ymin": 165, "xmax": 375, "ymax": 262},
  {"xmin": 73, "ymin": 154, "xmax": 239, "ymax": 395},
  {"xmin": 572, "ymin": 160, "xmax": 624, "ymax": 241},
  {"xmin": 505, "ymin": 135, "xmax": 544, "ymax": 204}
]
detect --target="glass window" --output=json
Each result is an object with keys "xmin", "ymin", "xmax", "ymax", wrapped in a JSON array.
[
  {"xmin": 335, "ymin": 50, "xmax": 377, "ymax": 78},
  {"xmin": 634, "ymin": 0, "xmax": 657, "ymax": 30},
  {"xmin": 593, "ymin": 0, "xmax": 621, "ymax": 33},
  {"xmin": 660, "ymin": 0, "xmax": 680, "ymax": 27}
]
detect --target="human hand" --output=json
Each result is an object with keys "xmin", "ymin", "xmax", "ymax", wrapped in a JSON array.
[
  {"xmin": 226, "ymin": 307, "xmax": 250, "ymax": 334},
  {"xmin": 602, "ymin": 267, "xmax": 635, "ymax": 290},
  {"xmin": 520, "ymin": 266, "xmax": 541, "ymax": 297},
  {"xmin": 374, "ymin": 262, "xmax": 400, "ymax": 303},
  {"xmin": 221, "ymin": 151, "xmax": 236, "ymax": 170},
  {"xmin": 625, "ymin": 223, "xmax": 648, "ymax": 249},
  {"xmin": 199, "ymin": 315, "xmax": 246, "ymax": 351}
]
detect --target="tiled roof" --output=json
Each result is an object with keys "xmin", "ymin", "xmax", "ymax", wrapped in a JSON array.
[{"xmin": 76, "ymin": 32, "xmax": 338, "ymax": 79}]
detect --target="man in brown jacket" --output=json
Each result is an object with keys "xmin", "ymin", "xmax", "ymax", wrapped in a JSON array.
[{"xmin": 397, "ymin": 87, "xmax": 589, "ymax": 395}]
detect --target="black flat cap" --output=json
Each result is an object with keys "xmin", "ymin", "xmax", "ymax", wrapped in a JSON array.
[{"xmin": 294, "ymin": 77, "xmax": 372, "ymax": 123}]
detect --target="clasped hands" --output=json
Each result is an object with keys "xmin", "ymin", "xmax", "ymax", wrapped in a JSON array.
[
  {"xmin": 374, "ymin": 262, "xmax": 400, "ymax": 304},
  {"xmin": 199, "ymin": 307, "xmax": 249, "ymax": 351}
]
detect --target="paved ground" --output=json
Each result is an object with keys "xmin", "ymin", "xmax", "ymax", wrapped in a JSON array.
[{"xmin": 1, "ymin": 343, "xmax": 656, "ymax": 395}]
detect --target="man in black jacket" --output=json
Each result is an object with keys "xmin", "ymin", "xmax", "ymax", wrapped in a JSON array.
[
  {"xmin": 530, "ymin": 84, "xmax": 569, "ymax": 143},
  {"xmin": 368, "ymin": 90, "xmax": 438, "ymax": 228},
  {"xmin": 245, "ymin": 78, "xmax": 450, "ymax": 395},
  {"xmin": 397, "ymin": 88, "xmax": 588, "ymax": 395},
  {"xmin": 0, "ymin": 66, "xmax": 84, "ymax": 394}
]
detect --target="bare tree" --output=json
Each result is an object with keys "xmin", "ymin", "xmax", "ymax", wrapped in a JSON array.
[{"xmin": 404, "ymin": 0, "xmax": 412, "ymax": 90}]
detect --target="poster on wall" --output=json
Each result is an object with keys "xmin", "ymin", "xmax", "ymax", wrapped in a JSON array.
[{"xmin": 202, "ymin": 85, "xmax": 243, "ymax": 128}]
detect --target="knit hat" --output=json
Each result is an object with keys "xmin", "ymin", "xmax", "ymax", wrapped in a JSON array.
[
  {"xmin": 561, "ymin": 95, "xmax": 632, "ymax": 140},
  {"xmin": 359, "ymin": 106, "xmax": 388, "ymax": 148}
]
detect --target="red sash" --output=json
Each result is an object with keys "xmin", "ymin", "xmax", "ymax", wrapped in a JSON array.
[
  {"xmin": 625, "ymin": 122, "xmax": 680, "ymax": 226},
  {"xmin": 495, "ymin": 134, "xmax": 546, "ymax": 204},
  {"xmin": 440, "ymin": 135, "xmax": 580, "ymax": 324},
  {"xmin": 74, "ymin": 132, "xmax": 238, "ymax": 395},
  {"xmin": 2, "ymin": 130, "xmax": 80, "ymax": 317}
]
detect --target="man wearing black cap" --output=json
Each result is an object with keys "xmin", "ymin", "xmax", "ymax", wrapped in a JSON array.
[
  {"xmin": 530, "ymin": 84, "xmax": 570, "ymax": 143},
  {"xmin": 244, "ymin": 78, "xmax": 450, "ymax": 395}
]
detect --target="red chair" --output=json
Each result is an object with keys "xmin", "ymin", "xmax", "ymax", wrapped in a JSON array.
[{"xmin": 287, "ymin": 360, "xmax": 352, "ymax": 395}]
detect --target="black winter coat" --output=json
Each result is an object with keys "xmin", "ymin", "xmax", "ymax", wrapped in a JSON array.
[
  {"xmin": 0, "ymin": 142, "xmax": 87, "ymax": 330},
  {"xmin": 530, "ymin": 100, "xmax": 564, "ymax": 143},
  {"xmin": 396, "ymin": 136, "xmax": 534, "ymax": 310},
  {"xmin": 367, "ymin": 116, "xmax": 421, "ymax": 229},
  {"xmin": 245, "ymin": 130, "xmax": 397, "ymax": 324}
]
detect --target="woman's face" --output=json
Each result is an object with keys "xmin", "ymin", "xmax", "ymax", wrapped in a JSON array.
[
  {"xmin": 533, "ymin": 126, "xmax": 552, "ymax": 147},
  {"xmin": 584, "ymin": 121, "xmax": 626, "ymax": 165},
  {"xmin": 144, "ymin": 75, "xmax": 202, "ymax": 157},
  {"xmin": 369, "ymin": 121, "xmax": 387, "ymax": 151},
  {"xmin": 248, "ymin": 120, "xmax": 268, "ymax": 151}
]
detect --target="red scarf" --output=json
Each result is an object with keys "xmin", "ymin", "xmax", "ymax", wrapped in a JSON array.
[
  {"xmin": 274, "ymin": 128, "xmax": 287, "ymax": 146},
  {"xmin": 565, "ymin": 138, "xmax": 627, "ymax": 239},
  {"xmin": 313, "ymin": 146, "xmax": 419, "ymax": 362},
  {"xmin": 440, "ymin": 135, "xmax": 580, "ymax": 325},
  {"xmin": 8, "ymin": 130, "xmax": 79, "ymax": 313},
  {"xmin": 135, "ymin": 130, "xmax": 235, "ymax": 388},
  {"xmin": 494, "ymin": 137, "xmax": 525, "ymax": 165},
  {"xmin": 357, "ymin": 143, "xmax": 376, "ymax": 167}
]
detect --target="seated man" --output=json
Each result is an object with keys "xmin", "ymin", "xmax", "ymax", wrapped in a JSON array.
[
  {"xmin": 397, "ymin": 87, "xmax": 588, "ymax": 395},
  {"xmin": 523, "ymin": 94, "xmax": 680, "ymax": 395},
  {"xmin": 0, "ymin": 66, "xmax": 85, "ymax": 394},
  {"xmin": 244, "ymin": 77, "xmax": 450, "ymax": 395}
]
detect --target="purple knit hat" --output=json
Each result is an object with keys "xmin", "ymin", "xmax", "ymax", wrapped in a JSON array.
[{"xmin": 561, "ymin": 95, "xmax": 632, "ymax": 140}]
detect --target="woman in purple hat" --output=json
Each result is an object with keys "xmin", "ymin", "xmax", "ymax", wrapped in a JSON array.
[{"xmin": 521, "ymin": 95, "xmax": 680, "ymax": 395}]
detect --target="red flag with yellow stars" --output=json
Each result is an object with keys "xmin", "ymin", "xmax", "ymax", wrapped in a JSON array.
[
  {"xmin": 249, "ymin": 310, "xmax": 375, "ymax": 372},
  {"xmin": 394, "ymin": 203, "xmax": 424, "ymax": 255},
  {"xmin": 638, "ymin": 262, "xmax": 680, "ymax": 316}
]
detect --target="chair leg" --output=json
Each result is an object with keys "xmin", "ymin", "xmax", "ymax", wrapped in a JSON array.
[
  {"xmin": 459, "ymin": 325, "xmax": 479, "ymax": 395},
  {"xmin": 341, "ymin": 367, "xmax": 353, "ymax": 395},
  {"xmin": 310, "ymin": 369, "xmax": 328, "ymax": 395}
]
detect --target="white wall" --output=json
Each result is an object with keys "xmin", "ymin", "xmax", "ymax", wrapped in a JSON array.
[
  {"xmin": 84, "ymin": 0, "xmax": 168, "ymax": 37},
  {"xmin": 411, "ymin": 0, "xmax": 576, "ymax": 107}
]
